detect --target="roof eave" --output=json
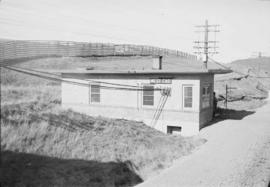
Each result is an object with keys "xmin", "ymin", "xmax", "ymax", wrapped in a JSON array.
[{"xmin": 208, "ymin": 69, "xmax": 233, "ymax": 74}]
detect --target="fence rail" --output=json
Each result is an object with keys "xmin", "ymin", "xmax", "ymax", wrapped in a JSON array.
[{"xmin": 0, "ymin": 39, "xmax": 197, "ymax": 62}]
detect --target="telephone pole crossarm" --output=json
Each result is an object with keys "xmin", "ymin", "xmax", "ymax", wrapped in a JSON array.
[{"xmin": 194, "ymin": 20, "xmax": 220, "ymax": 69}]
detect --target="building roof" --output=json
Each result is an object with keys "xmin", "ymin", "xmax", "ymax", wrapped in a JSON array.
[
  {"xmin": 61, "ymin": 69, "xmax": 230, "ymax": 76},
  {"xmin": 60, "ymin": 56, "xmax": 232, "ymax": 76}
]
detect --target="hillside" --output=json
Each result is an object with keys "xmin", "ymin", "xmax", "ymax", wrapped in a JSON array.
[
  {"xmin": 230, "ymin": 57, "xmax": 270, "ymax": 73},
  {"xmin": 0, "ymin": 39, "xmax": 196, "ymax": 63},
  {"xmin": 230, "ymin": 57, "xmax": 270, "ymax": 89},
  {"xmin": 214, "ymin": 57, "xmax": 270, "ymax": 110}
]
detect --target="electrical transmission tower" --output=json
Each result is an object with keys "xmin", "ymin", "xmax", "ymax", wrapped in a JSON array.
[{"xmin": 194, "ymin": 20, "xmax": 220, "ymax": 68}]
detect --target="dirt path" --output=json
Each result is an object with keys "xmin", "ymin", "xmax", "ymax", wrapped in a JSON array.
[{"xmin": 137, "ymin": 97, "xmax": 270, "ymax": 187}]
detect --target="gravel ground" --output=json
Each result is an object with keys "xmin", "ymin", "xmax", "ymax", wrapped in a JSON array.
[{"xmin": 137, "ymin": 95, "xmax": 270, "ymax": 187}]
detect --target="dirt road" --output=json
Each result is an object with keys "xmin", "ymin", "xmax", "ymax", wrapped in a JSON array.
[{"xmin": 137, "ymin": 97, "xmax": 270, "ymax": 187}]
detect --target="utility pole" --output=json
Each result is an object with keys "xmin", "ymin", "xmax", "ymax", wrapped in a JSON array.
[
  {"xmin": 251, "ymin": 51, "xmax": 266, "ymax": 74},
  {"xmin": 203, "ymin": 20, "xmax": 209, "ymax": 66},
  {"xmin": 258, "ymin": 51, "xmax": 262, "ymax": 58},
  {"xmin": 225, "ymin": 84, "xmax": 237, "ymax": 109},
  {"xmin": 225, "ymin": 84, "xmax": 228, "ymax": 109},
  {"xmin": 251, "ymin": 51, "xmax": 265, "ymax": 58},
  {"xmin": 194, "ymin": 20, "xmax": 219, "ymax": 69}
]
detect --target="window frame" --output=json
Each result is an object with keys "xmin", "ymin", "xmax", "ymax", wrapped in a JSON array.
[
  {"xmin": 202, "ymin": 84, "xmax": 211, "ymax": 109},
  {"xmin": 182, "ymin": 85, "xmax": 193, "ymax": 110},
  {"xmin": 90, "ymin": 84, "xmax": 101, "ymax": 103},
  {"xmin": 142, "ymin": 84, "xmax": 155, "ymax": 107},
  {"xmin": 167, "ymin": 126, "xmax": 182, "ymax": 134}
]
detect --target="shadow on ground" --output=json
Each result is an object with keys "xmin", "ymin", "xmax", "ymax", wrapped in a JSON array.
[
  {"xmin": 1, "ymin": 151, "xmax": 143, "ymax": 187},
  {"xmin": 204, "ymin": 108, "xmax": 255, "ymax": 128}
]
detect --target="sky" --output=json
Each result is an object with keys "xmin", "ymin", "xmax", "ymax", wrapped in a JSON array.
[{"xmin": 0, "ymin": 0, "xmax": 269, "ymax": 62}]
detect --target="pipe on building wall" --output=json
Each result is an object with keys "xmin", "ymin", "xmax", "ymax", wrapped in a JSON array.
[{"xmin": 152, "ymin": 56, "xmax": 163, "ymax": 70}]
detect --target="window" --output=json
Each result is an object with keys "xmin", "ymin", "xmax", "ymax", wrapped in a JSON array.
[
  {"xmin": 203, "ymin": 87, "xmax": 206, "ymax": 95},
  {"xmin": 183, "ymin": 85, "xmax": 193, "ymax": 108},
  {"xmin": 90, "ymin": 84, "xmax": 100, "ymax": 103},
  {"xmin": 202, "ymin": 84, "xmax": 211, "ymax": 108},
  {"xmin": 143, "ymin": 85, "xmax": 154, "ymax": 106},
  {"xmin": 167, "ymin": 126, "xmax": 182, "ymax": 134}
]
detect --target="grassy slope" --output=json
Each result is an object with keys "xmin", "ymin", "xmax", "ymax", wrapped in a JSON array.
[{"xmin": 1, "ymin": 63, "xmax": 204, "ymax": 186}]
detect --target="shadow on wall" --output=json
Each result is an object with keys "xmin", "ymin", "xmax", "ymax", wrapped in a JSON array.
[
  {"xmin": 204, "ymin": 108, "xmax": 255, "ymax": 128},
  {"xmin": 1, "ymin": 151, "xmax": 143, "ymax": 187}
]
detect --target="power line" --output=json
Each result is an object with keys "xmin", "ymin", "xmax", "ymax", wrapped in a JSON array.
[
  {"xmin": 2, "ymin": 65, "xmax": 173, "ymax": 125},
  {"xmin": 1, "ymin": 65, "xmax": 165, "ymax": 91}
]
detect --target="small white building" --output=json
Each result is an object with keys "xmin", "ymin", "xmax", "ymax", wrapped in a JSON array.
[{"xmin": 61, "ymin": 57, "xmax": 230, "ymax": 136}]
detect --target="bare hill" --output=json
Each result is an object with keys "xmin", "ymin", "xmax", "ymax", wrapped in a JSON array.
[
  {"xmin": 214, "ymin": 57, "xmax": 270, "ymax": 110},
  {"xmin": 230, "ymin": 57, "xmax": 270, "ymax": 72},
  {"xmin": 230, "ymin": 57, "xmax": 270, "ymax": 89}
]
